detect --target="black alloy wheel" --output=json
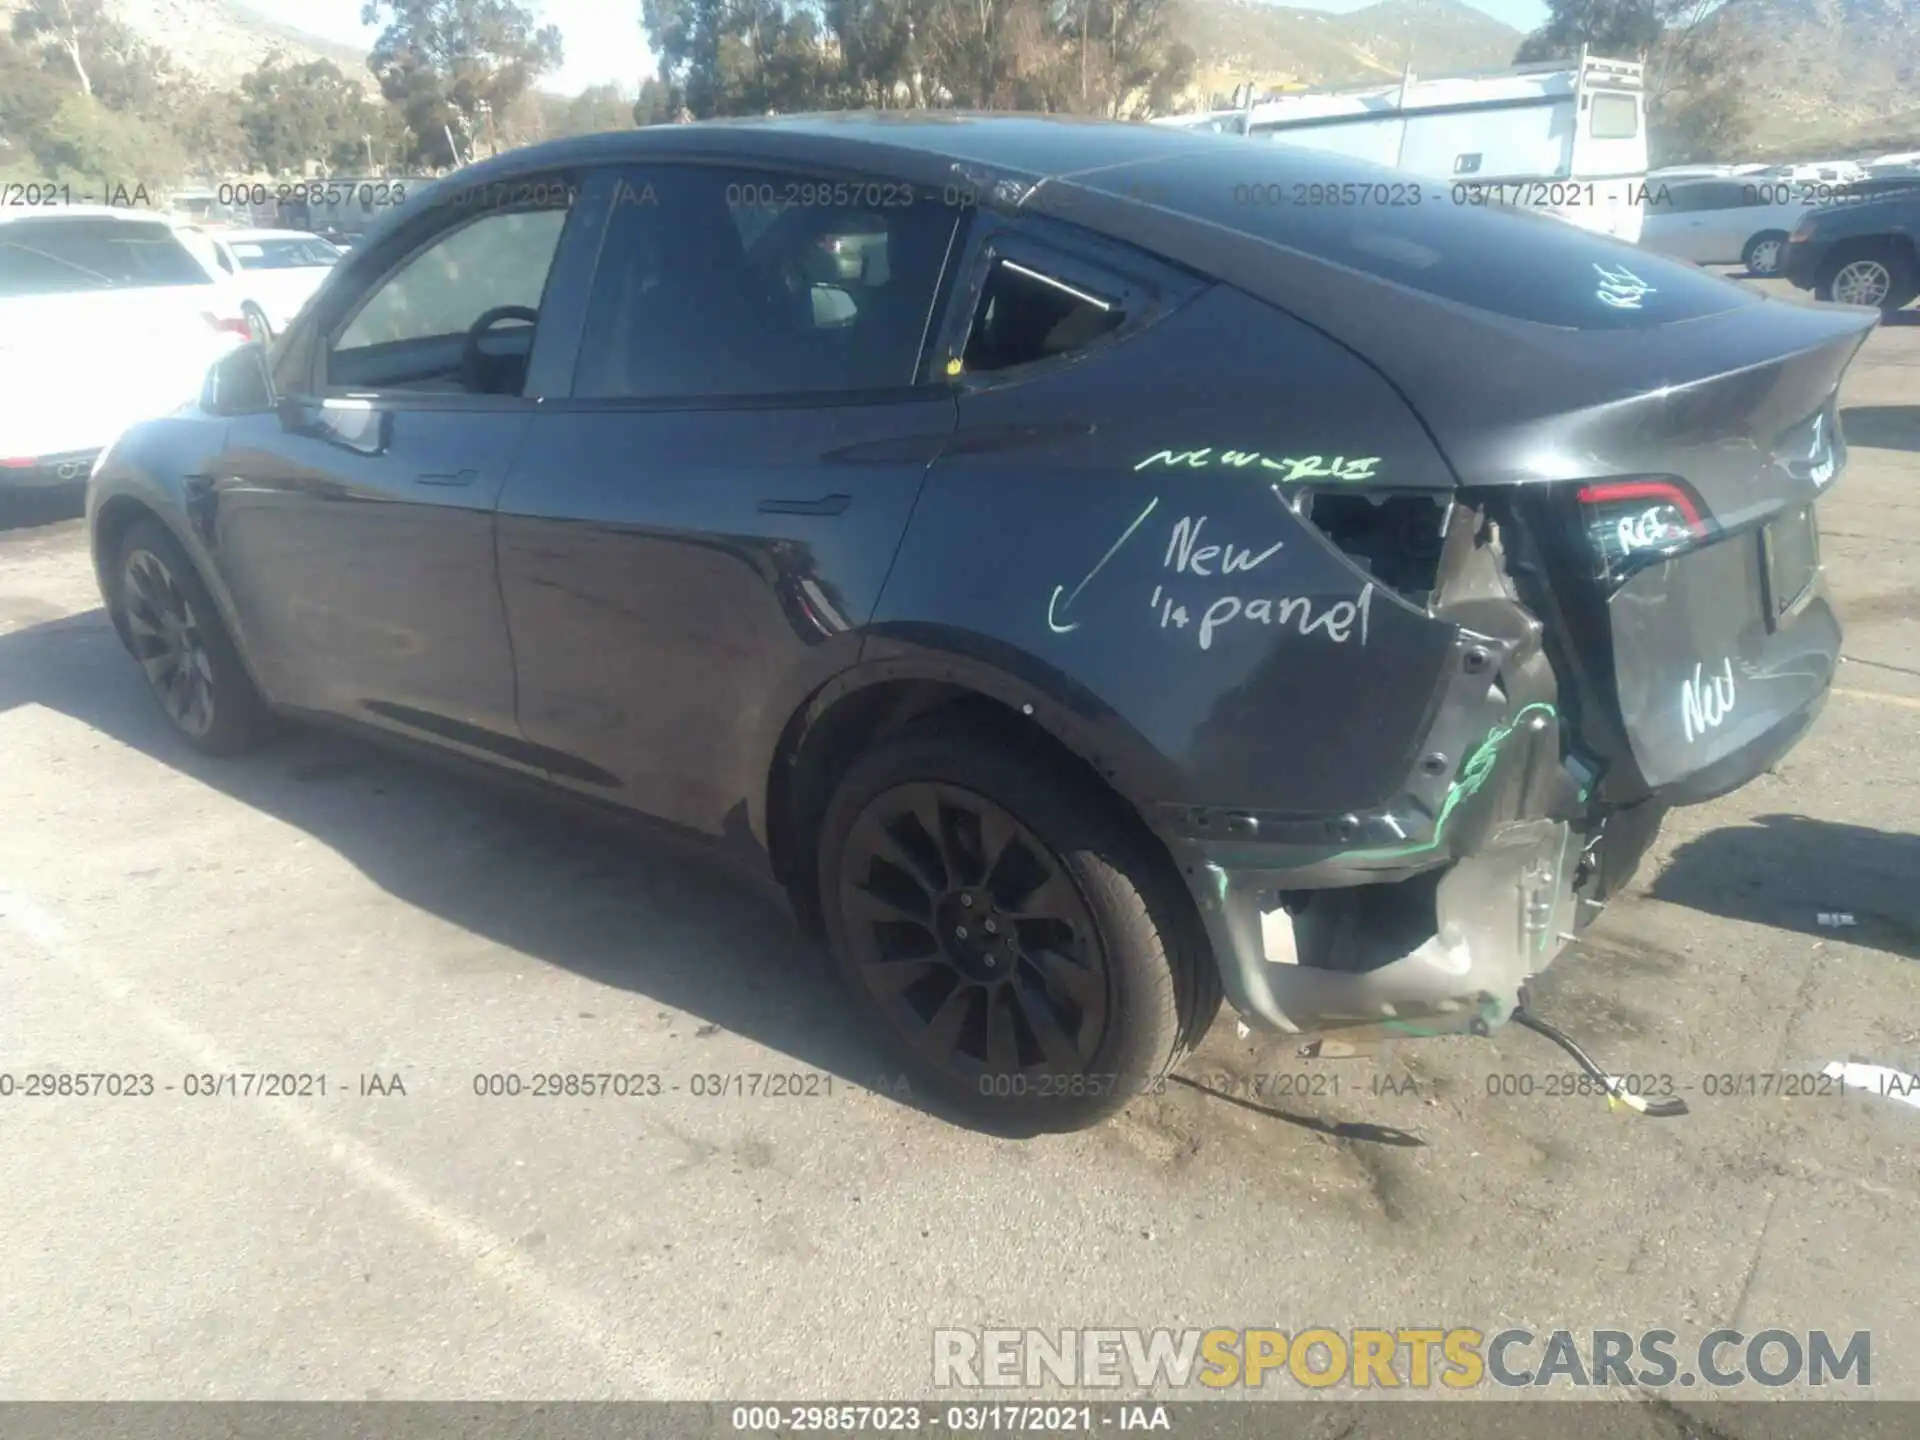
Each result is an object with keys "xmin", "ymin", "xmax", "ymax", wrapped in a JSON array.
[
  {"xmin": 115, "ymin": 519, "xmax": 271, "ymax": 756},
  {"xmin": 122, "ymin": 545, "xmax": 217, "ymax": 738},
  {"xmin": 817, "ymin": 720, "xmax": 1218, "ymax": 1134},
  {"xmin": 838, "ymin": 780, "xmax": 1111, "ymax": 1081}
]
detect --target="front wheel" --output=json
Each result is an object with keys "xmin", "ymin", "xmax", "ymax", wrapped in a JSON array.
[
  {"xmin": 817, "ymin": 719, "xmax": 1219, "ymax": 1134},
  {"xmin": 115, "ymin": 519, "xmax": 272, "ymax": 756},
  {"xmin": 1816, "ymin": 245, "xmax": 1917, "ymax": 315},
  {"xmin": 1742, "ymin": 230, "xmax": 1789, "ymax": 277}
]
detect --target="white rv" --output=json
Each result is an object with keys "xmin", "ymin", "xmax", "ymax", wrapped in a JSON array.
[{"xmin": 1156, "ymin": 50, "xmax": 1650, "ymax": 243}]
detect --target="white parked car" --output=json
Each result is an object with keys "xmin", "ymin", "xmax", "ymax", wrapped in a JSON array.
[
  {"xmin": 187, "ymin": 227, "xmax": 344, "ymax": 340},
  {"xmin": 0, "ymin": 207, "xmax": 252, "ymax": 490},
  {"xmin": 1863, "ymin": 153, "xmax": 1920, "ymax": 178},
  {"xmin": 1778, "ymin": 160, "xmax": 1866, "ymax": 183},
  {"xmin": 1638, "ymin": 175, "xmax": 1808, "ymax": 275}
]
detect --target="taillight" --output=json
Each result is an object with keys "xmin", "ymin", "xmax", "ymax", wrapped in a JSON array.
[
  {"xmin": 1576, "ymin": 479, "xmax": 1707, "ymax": 580},
  {"xmin": 202, "ymin": 311, "xmax": 252, "ymax": 340},
  {"xmin": 1, "ymin": 457, "xmax": 36, "ymax": 468}
]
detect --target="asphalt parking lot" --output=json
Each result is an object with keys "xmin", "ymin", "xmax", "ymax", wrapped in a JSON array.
[{"xmin": 2, "ymin": 282, "xmax": 1917, "ymax": 1418}]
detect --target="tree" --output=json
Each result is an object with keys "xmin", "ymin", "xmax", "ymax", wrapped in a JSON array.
[
  {"xmin": 168, "ymin": 85, "xmax": 250, "ymax": 179},
  {"xmin": 1516, "ymin": 0, "xmax": 1754, "ymax": 165},
  {"xmin": 239, "ymin": 58, "xmax": 384, "ymax": 175},
  {"xmin": 633, "ymin": 74, "xmax": 684, "ymax": 123},
  {"xmin": 1516, "ymin": 0, "xmax": 1664, "ymax": 62},
  {"xmin": 559, "ymin": 82, "xmax": 636, "ymax": 136},
  {"xmin": 361, "ymin": 0, "xmax": 564, "ymax": 167},
  {"xmin": 24, "ymin": 89, "xmax": 187, "ymax": 183},
  {"xmin": 1639, "ymin": 0, "xmax": 1762, "ymax": 165},
  {"xmin": 642, "ymin": 0, "xmax": 835, "ymax": 117},
  {"xmin": 10, "ymin": 0, "xmax": 101, "ymax": 96},
  {"xmin": 641, "ymin": 0, "xmax": 1190, "ymax": 119},
  {"xmin": 85, "ymin": 30, "xmax": 179, "ymax": 117},
  {"xmin": 1057, "ymin": 0, "xmax": 1195, "ymax": 118},
  {"xmin": 12, "ymin": 0, "xmax": 184, "ymax": 119},
  {"xmin": 916, "ymin": 0, "xmax": 1054, "ymax": 110},
  {"xmin": 820, "ymin": 0, "xmax": 925, "ymax": 107},
  {"xmin": 0, "ymin": 29, "xmax": 70, "ymax": 166}
]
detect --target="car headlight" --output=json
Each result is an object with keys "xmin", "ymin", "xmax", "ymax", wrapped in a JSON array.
[{"xmin": 1790, "ymin": 214, "xmax": 1818, "ymax": 241}]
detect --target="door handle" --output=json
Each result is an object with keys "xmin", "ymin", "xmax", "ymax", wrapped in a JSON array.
[
  {"xmin": 416, "ymin": 469, "xmax": 479, "ymax": 487},
  {"xmin": 758, "ymin": 493, "xmax": 851, "ymax": 516}
]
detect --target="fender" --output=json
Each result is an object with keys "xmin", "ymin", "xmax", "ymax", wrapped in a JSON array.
[{"xmin": 88, "ymin": 417, "xmax": 274, "ymax": 698}]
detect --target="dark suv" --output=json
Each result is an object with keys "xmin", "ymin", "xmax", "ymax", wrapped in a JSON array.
[
  {"xmin": 87, "ymin": 117, "xmax": 1870, "ymax": 1132},
  {"xmin": 1783, "ymin": 176, "xmax": 1920, "ymax": 314}
]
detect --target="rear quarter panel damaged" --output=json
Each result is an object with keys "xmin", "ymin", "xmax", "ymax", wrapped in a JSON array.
[{"xmin": 867, "ymin": 284, "xmax": 1466, "ymax": 820}]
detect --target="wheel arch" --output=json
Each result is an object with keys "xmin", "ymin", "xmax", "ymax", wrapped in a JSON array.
[
  {"xmin": 90, "ymin": 482, "xmax": 270, "ymax": 699},
  {"xmin": 1742, "ymin": 227, "xmax": 1789, "ymax": 263},
  {"xmin": 764, "ymin": 650, "xmax": 1189, "ymax": 944},
  {"xmin": 91, "ymin": 494, "xmax": 170, "ymax": 648},
  {"xmin": 1824, "ymin": 231, "xmax": 1919, "ymax": 273}
]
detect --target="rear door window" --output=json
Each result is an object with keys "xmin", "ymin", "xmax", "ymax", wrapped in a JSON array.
[
  {"xmin": 569, "ymin": 164, "xmax": 962, "ymax": 399},
  {"xmin": 0, "ymin": 219, "xmax": 212, "ymax": 296},
  {"xmin": 963, "ymin": 258, "xmax": 1124, "ymax": 372}
]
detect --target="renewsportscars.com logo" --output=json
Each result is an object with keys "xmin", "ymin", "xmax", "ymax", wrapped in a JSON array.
[{"xmin": 933, "ymin": 1328, "xmax": 1872, "ymax": 1391}]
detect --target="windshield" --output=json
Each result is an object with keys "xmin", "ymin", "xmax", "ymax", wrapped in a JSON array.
[
  {"xmin": 0, "ymin": 219, "xmax": 212, "ymax": 297},
  {"xmin": 232, "ymin": 238, "xmax": 343, "ymax": 270}
]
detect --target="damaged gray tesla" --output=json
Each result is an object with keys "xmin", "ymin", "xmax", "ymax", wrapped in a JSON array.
[{"xmin": 86, "ymin": 117, "xmax": 1873, "ymax": 1133}]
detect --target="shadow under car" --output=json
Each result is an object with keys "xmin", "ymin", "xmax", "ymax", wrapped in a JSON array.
[{"xmin": 1649, "ymin": 812, "xmax": 1920, "ymax": 960}]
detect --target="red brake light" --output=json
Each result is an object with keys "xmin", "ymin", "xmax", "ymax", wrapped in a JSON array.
[
  {"xmin": 1, "ymin": 457, "xmax": 36, "ymax": 468},
  {"xmin": 202, "ymin": 311, "xmax": 252, "ymax": 340},
  {"xmin": 1576, "ymin": 478, "xmax": 1708, "ymax": 579}
]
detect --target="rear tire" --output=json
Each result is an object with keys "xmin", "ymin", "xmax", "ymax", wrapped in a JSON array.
[
  {"xmin": 816, "ymin": 717, "xmax": 1219, "ymax": 1134},
  {"xmin": 1815, "ymin": 243, "xmax": 1917, "ymax": 315},
  {"xmin": 114, "ymin": 519, "xmax": 271, "ymax": 756},
  {"xmin": 1742, "ymin": 230, "xmax": 1789, "ymax": 277}
]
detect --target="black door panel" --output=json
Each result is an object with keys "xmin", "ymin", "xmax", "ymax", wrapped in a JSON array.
[
  {"xmin": 215, "ymin": 406, "xmax": 535, "ymax": 749},
  {"xmin": 496, "ymin": 399, "xmax": 954, "ymax": 837},
  {"xmin": 204, "ymin": 174, "xmax": 586, "ymax": 764},
  {"xmin": 493, "ymin": 159, "xmax": 965, "ymax": 848}
]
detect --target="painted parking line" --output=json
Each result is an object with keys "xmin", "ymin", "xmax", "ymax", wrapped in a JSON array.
[
  {"xmin": 1832, "ymin": 687, "xmax": 1920, "ymax": 712},
  {"xmin": 0, "ymin": 879, "xmax": 694, "ymax": 1399}
]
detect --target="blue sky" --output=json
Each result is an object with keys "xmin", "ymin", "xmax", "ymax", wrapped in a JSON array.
[{"xmin": 242, "ymin": 0, "xmax": 1551, "ymax": 97}]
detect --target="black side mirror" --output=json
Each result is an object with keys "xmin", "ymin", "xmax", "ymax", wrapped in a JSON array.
[{"xmin": 201, "ymin": 342, "xmax": 276, "ymax": 416}]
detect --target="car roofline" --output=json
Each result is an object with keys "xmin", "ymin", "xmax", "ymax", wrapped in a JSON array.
[
  {"xmin": 217, "ymin": 228, "xmax": 334, "ymax": 242},
  {"xmin": 0, "ymin": 205, "xmax": 178, "ymax": 226},
  {"xmin": 428, "ymin": 113, "xmax": 1242, "ymax": 196}
]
